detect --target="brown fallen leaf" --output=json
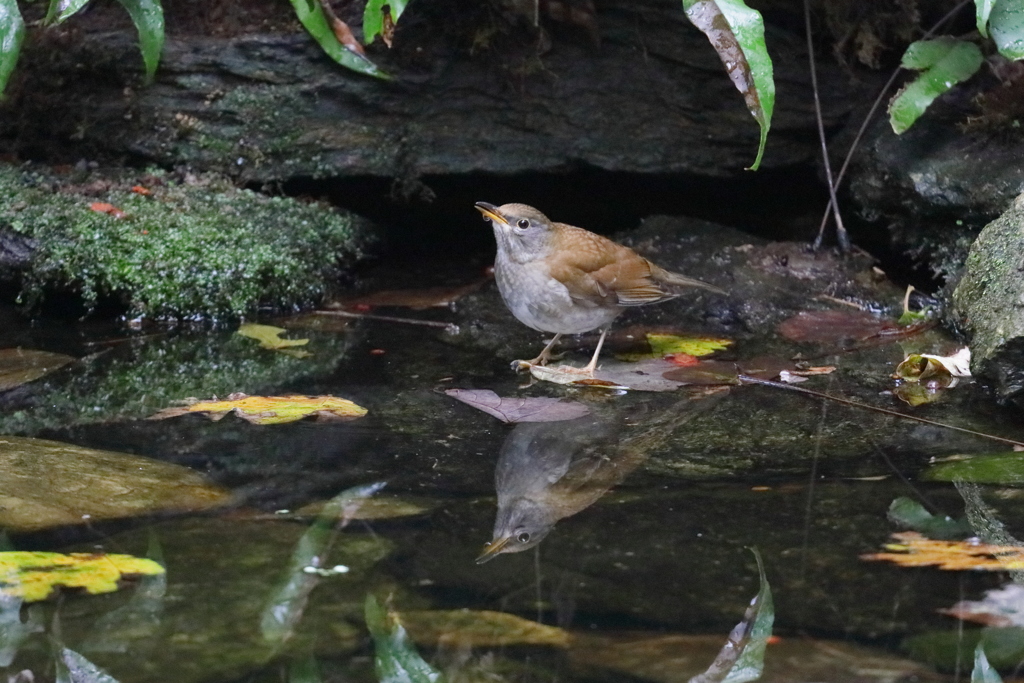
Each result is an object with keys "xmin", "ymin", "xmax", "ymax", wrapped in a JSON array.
[
  {"xmin": 149, "ymin": 393, "xmax": 367, "ymax": 425},
  {"xmin": 0, "ymin": 348, "xmax": 75, "ymax": 392},
  {"xmin": 861, "ymin": 531, "xmax": 1024, "ymax": 571},
  {"xmin": 777, "ymin": 310, "xmax": 898, "ymax": 343},
  {"xmin": 445, "ymin": 388, "xmax": 590, "ymax": 423}
]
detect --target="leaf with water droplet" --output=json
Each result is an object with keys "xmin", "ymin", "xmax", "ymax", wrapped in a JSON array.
[{"xmin": 889, "ymin": 37, "xmax": 983, "ymax": 134}]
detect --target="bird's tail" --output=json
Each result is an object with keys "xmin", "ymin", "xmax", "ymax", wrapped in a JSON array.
[{"xmin": 655, "ymin": 267, "xmax": 727, "ymax": 295}]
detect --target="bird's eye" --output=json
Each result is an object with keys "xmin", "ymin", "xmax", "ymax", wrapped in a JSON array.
[
  {"xmin": 517, "ymin": 532, "xmax": 531, "ymax": 543},
  {"xmin": 516, "ymin": 219, "xmax": 530, "ymax": 229}
]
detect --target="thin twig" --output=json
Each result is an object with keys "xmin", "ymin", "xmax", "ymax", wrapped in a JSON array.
[
  {"xmin": 314, "ymin": 309, "xmax": 459, "ymax": 333},
  {"xmin": 804, "ymin": 0, "xmax": 849, "ymax": 251},
  {"xmin": 814, "ymin": 0, "xmax": 972, "ymax": 247},
  {"xmin": 737, "ymin": 374, "xmax": 1024, "ymax": 448}
]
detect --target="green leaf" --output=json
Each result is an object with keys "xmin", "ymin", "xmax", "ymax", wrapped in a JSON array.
[
  {"xmin": 721, "ymin": 548, "xmax": 774, "ymax": 683},
  {"xmin": 889, "ymin": 37, "xmax": 983, "ymax": 134},
  {"xmin": 973, "ymin": 643, "xmax": 1004, "ymax": 683},
  {"xmin": 0, "ymin": 0, "xmax": 25, "ymax": 98},
  {"xmin": 682, "ymin": 0, "xmax": 774, "ymax": 170},
  {"xmin": 113, "ymin": 0, "xmax": 164, "ymax": 84},
  {"xmin": 977, "ymin": 0, "xmax": 996, "ymax": 37},
  {"xmin": 923, "ymin": 452, "xmax": 1024, "ymax": 485},
  {"xmin": 887, "ymin": 497, "xmax": 971, "ymax": 539},
  {"xmin": 365, "ymin": 595, "xmax": 443, "ymax": 683},
  {"xmin": 44, "ymin": 0, "xmax": 91, "ymax": 25},
  {"xmin": 990, "ymin": 0, "xmax": 1024, "ymax": 60},
  {"xmin": 690, "ymin": 548, "xmax": 774, "ymax": 683},
  {"xmin": 290, "ymin": 0, "xmax": 388, "ymax": 79},
  {"xmin": 363, "ymin": 0, "xmax": 410, "ymax": 46}
]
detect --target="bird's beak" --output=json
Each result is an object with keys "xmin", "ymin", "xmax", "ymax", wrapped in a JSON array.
[
  {"xmin": 475, "ymin": 535, "xmax": 512, "ymax": 564},
  {"xmin": 475, "ymin": 202, "xmax": 508, "ymax": 225}
]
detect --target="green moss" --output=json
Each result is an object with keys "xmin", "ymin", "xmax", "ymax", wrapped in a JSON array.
[{"xmin": 0, "ymin": 164, "xmax": 370, "ymax": 319}]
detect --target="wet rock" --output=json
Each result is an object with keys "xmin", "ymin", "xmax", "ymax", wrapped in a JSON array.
[
  {"xmin": 846, "ymin": 106, "xmax": 1024, "ymax": 283},
  {"xmin": 0, "ymin": 435, "xmax": 229, "ymax": 532},
  {"xmin": 0, "ymin": 1, "xmax": 857, "ymax": 183},
  {"xmin": 951, "ymin": 191, "xmax": 1024, "ymax": 401}
]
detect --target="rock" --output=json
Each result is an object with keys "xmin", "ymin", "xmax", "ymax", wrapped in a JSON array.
[
  {"xmin": 951, "ymin": 191, "xmax": 1024, "ymax": 401},
  {"xmin": 0, "ymin": 164, "xmax": 373, "ymax": 319},
  {"xmin": 846, "ymin": 101, "xmax": 1024, "ymax": 283},
  {"xmin": 0, "ymin": 435, "xmax": 230, "ymax": 531},
  {"xmin": 0, "ymin": 1, "xmax": 858, "ymax": 183}
]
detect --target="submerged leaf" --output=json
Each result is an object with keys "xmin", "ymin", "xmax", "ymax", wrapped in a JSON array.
[
  {"xmin": 113, "ymin": 0, "xmax": 165, "ymax": 84},
  {"xmin": 887, "ymin": 497, "xmax": 971, "ymax": 540},
  {"xmin": 237, "ymin": 323, "xmax": 311, "ymax": 357},
  {"xmin": 401, "ymin": 610, "xmax": 571, "ymax": 648},
  {"xmin": 682, "ymin": 0, "xmax": 774, "ymax": 170},
  {"xmin": 972, "ymin": 643, "xmax": 1004, "ymax": 683},
  {"xmin": 889, "ymin": 37, "xmax": 983, "ymax": 134},
  {"xmin": 0, "ymin": 0, "xmax": 25, "ymax": 97},
  {"xmin": 0, "ymin": 348, "xmax": 74, "ymax": 391},
  {"xmin": 777, "ymin": 310, "xmax": 897, "ymax": 343},
  {"xmin": 923, "ymin": 452, "xmax": 1024, "ymax": 485},
  {"xmin": 943, "ymin": 584, "xmax": 1024, "ymax": 628},
  {"xmin": 365, "ymin": 595, "xmax": 443, "ymax": 683},
  {"xmin": 149, "ymin": 393, "xmax": 368, "ymax": 424},
  {"xmin": 0, "ymin": 551, "xmax": 164, "ymax": 602},
  {"xmin": 58, "ymin": 648, "xmax": 122, "ymax": 683},
  {"xmin": 444, "ymin": 388, "xmax": 591, "ymax": 423},
  {"xmin": 861, "ymin": 531, "xmax": 1024, "ymax": 571},
  {"xmin": 690, "ymin": 547, "xmax": 774, "ymax": 683}
]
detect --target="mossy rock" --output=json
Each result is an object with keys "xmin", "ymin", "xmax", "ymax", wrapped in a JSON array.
[
  {"xmin": 951, "ymin": 191, "xmax": 1024, "ymax": 401},
  {"xmin": 0, "ymin": 164, "xmax": 373, "ymax": 319}
]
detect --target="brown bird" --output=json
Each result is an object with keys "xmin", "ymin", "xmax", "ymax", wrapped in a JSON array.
[{"xmin": 474, "ymin": 202, "xmax": 726, "ymax": 375}]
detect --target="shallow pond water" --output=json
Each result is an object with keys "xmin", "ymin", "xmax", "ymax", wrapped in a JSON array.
[{"xmin": 2, "ymin": 276, "xmax": 1024, "ymax": 683}]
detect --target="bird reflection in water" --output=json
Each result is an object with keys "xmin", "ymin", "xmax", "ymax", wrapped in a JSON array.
[{"xmin": 476, "ymin": 413, "xmax": 641, "ymax": 563}]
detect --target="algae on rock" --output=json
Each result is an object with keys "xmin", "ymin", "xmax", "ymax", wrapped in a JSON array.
[
  {"xmin": 952, "ymin": 192, "xmax": 1024, "ymax": 401},
  {"xmin": 0, "ymin": 164, "xmax": 372, "ymax": 319}
]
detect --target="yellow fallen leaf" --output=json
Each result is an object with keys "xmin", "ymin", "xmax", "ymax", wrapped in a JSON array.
[
  {"xmin": 148, "ymin": 393, "xmax": 368, "ymax": 424},
  {"xmin": 237, "ymin": 323, "xmax": 310, "ymax": 356},
  {"xmin": 894, "ymin": 348, "xmax": 971, "ymax": 382},
  {"xmin": 861, "ymin": 532, "xmax": 1024, "ymax": 571},
  {"xmin": 0, "ymin": 551, "xmax": 164, "ymax": 602},
  {"xmin": 617, "ymin": 334, "xmax": 732, "ymax": 362}
]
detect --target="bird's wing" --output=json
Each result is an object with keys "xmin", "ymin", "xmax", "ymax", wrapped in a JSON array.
[{"xmin": 547, "ymin": 225, "xmax": 673, "ymax": 306}]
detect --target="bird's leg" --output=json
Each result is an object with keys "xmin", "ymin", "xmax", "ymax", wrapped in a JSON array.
[
  {"xmin": 579, "ymin": 327, "xmax": 609, "ymax": 375},
  {"xmin": 512, "ymin": 333, "xmax": 563, "ymax": 371},
  {"xmin": 545, "ymin": 327, "xmax": 609, "ymax": 376},
  {"xmin": 529, "ymin": 333, "xmax": 564, "ymax": 366}
]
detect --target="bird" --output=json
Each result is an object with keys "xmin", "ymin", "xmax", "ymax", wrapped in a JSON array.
[
  {"xmin": 474, "ymin": 202, "xmax": 726, "ymax": 375},
  {"xmin": 476, "ymin": 415, "xmax": 637, "ymax": 563}
]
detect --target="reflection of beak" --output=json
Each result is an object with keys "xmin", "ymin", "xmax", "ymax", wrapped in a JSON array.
[
  {"xmin": 475, "ymin": 202, "xmax": 508, "ymax": 225},
  {"xmin": 475, "ymin": 535, "xmax": 512, "ymax": 564}
]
